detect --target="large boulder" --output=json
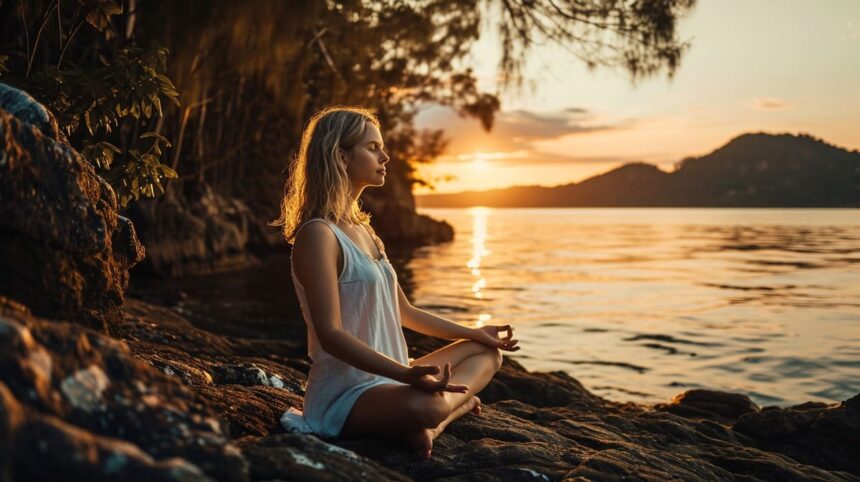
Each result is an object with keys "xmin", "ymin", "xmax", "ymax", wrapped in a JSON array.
[
  {"xmin": 0, "ymin": 297, "xmax": 248, "ymax": 481},
  {"xmin": 0, "ymin": 83, "xmax": 144, "ymax": 332}
]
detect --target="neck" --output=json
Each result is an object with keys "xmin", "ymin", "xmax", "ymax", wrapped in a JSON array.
[
  {"xmin": 348, "ymin": 182, "xmax": 365, "ymax": 207},
  {"xmin": 339, "ymin": 183, "xmax": 364, "ymax": 225}
]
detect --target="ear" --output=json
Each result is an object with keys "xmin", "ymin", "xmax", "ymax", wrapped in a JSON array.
[{"xmin": 338, "ymin": 146, "xmax": 350, "ymax": 163}]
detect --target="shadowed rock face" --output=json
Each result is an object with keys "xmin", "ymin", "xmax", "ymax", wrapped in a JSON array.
[
  {"xmin": 0, "ymin": 84, "xmax": 144, "ymax": 332},
  {"xmin": 127, "ymin": 184, "xmax": 258, "ymax": 278}
]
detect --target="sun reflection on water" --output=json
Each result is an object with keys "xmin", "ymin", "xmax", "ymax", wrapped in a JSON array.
[{"xmin": 468, "ymin": 207, "xmax": 491, "ymax": 321}]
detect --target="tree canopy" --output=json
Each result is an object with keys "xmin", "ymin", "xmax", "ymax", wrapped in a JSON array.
[{"xmin": 0, "ymin": 0, "xmax": 695, "ymax": 211}]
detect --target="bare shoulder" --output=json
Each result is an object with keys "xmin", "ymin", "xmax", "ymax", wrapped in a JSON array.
[
  {"xmin": 292, "ymin": 221, "xmax": 340, "ymax": 276},
  {"xmin": 294, "ymin": 220, "xmax": 335, "ymax": 245}
]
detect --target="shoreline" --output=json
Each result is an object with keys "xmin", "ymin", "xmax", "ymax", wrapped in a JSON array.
[{"xmin": 3, "ymin": 295, "xmax": 858, "ymax": 480}]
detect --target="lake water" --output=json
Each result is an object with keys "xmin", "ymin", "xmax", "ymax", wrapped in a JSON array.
[{"xmin": 410, "ymin": 208, "xmax": 860, "ymax": 407}]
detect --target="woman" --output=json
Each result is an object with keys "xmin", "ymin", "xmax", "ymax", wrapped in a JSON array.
[{"xmin": 274, "ymin": 106, "xmax": 519, "ymax": 459}]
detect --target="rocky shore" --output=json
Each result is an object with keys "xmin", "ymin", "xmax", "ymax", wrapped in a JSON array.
[{"xmin": 2, "ymin": 85, "xmax": 859, "ymax": 481}]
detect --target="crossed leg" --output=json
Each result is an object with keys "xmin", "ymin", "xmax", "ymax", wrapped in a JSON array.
[{"xmin": 339, "ymin": 340, "xmax": 502, "ymax": 457}]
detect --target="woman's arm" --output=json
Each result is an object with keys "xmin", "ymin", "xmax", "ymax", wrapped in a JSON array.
[
  {"xmin": 397, "ymin": 283, "xmax": 474, "ymax": 339},
  {"xmin": 293, "ymin": 223, "xmax": 467, "ymax": 392},
  {"xmin": 396, "ymin": 283, "xmax": 520, "ymax": 352}
]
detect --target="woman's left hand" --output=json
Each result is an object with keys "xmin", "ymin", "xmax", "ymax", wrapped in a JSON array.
[{"xmin": 471, "ymin": 325, "xmax": 520, "ymax": 352}]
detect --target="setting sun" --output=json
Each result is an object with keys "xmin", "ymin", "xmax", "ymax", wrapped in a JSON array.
[{"xmin": 470, "ymin": 155, "xmax": 491, "ymax": 171}]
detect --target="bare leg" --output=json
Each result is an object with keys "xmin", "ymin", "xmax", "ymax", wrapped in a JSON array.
[
  {"xmin": 411, "ymin": 340, "xmax": 500, "ymax": 416},
  {"xmin": 340, "ymin": 341, "xmax": 502, "ymax": 457}
]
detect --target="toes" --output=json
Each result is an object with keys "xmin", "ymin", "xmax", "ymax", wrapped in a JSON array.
[{"xmin": 471, "ymin": 396, "xmax": 482, "ymax": 416}]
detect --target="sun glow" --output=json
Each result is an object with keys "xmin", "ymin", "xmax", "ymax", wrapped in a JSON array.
[
  {"xmin": 470, "ymin": 158, "xmax": 491, "ymax": 171},
  {"xmin": 469, "ymin": 152, "xmax": 493, "ymax": 171}
]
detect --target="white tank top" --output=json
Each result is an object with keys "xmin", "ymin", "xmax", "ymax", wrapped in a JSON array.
[{"xmin": 281, "ymin": 218, "xmax": 409, "ymax": 437}]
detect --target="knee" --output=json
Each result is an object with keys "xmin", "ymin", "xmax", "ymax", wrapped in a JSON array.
[
  {"xmin": 464, "ymin": 340, "xmax": 503, "ymax": 372},
  {"xmin": 489, "ymin": 346, "xmax": 503, "ymax": 372},
  {"xmin": 407, "ymin": 393, "xmax": 448, "ymax": 429},
  {"xmin": 473, "ymin": 341, "xmax": 502, "ymax": 372}
]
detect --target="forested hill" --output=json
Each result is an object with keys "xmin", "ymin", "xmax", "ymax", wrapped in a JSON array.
[{"xmin": 416, "ymin": 133, "xmax": 860, "ymax": 208}]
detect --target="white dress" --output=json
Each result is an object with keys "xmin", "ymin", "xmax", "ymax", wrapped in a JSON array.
[{"xmin": 280, "ymin": 218, "xmax": 409, "ymax": 437}]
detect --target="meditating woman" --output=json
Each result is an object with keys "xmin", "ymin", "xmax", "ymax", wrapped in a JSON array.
[{"xmin": 274, "ymin": 106, "xmax": 519, "ymax": 458}]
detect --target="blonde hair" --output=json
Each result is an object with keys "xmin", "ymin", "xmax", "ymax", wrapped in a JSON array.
[{"xmin": 272, "ymin": 105, "xmax": 380, "ymax": 243}]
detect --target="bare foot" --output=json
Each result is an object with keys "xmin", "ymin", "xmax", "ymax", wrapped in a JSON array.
[
  {"xmin": 405, "ymin": 396, "xmax": 481, "ymax": 459},
  {"xmin": 405, "ymin": 428, "xmax": 433, "ymax": 459}
]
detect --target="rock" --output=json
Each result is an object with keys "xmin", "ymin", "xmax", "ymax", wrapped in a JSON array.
[
  {"xmin": 2, "ymin": 384, "xmax": 214, "ymax": 482},
  {"xmin": 342, "ymin": 140, "xmax": 455, "ymax": 246},
  {"xmin": 732, "ymin": 395, "xmax": 860, "ymax": 475},
  {"xmin": 655, "ymin": 389, "xmax": 761, "ymax": 424},
  {"xmin": 0, "ymin": 83, "xmax": 60, "ymax": 139},
  {"xmin": 0, "ymin": 299, "xmax": 248, "ymax": 481},
  {"xmin": 239, "ymin": 433, "xmax": 410, "ymax": 481},
  {"xmin": 364, "ymin": 200, "xmax": 454, "ymax": 246},
  {"xmin": 0, "ymin": 83, "xmax": 144, "ymax": 332},
  {"xmin": 127, "ymin": 184, "xmax": 258, "ymax": 277}
]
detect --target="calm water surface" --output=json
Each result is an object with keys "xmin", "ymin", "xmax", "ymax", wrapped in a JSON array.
[{"xmin": 411, "ymin": 208, "xmax": 860, "ymax": 406}]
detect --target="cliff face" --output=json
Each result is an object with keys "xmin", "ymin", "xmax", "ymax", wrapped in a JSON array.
[{"xmin": 1, "ymin": 86, "xmax": 858, "ymax": 481}]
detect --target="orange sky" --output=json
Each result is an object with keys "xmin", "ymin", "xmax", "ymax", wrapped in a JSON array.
[{"xmin": 412, "ymin": 0, "xmax": 860, "ymax": 195}]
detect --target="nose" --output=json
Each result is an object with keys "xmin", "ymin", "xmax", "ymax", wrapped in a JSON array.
[{"xmin": 381, "ymin": 150, "xmax": 390, "ymax": 164}]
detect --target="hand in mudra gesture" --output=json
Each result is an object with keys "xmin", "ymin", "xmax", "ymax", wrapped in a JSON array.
[
  {"xmin": 404, "ymin": 362, "xmax": 469, "ymax": 393},
  {"xmin": 472, "ymin": 324, "xmax": 520, "ymax": 352}
]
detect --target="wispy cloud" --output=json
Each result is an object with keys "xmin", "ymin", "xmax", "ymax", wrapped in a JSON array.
[
  {"xmin": 748, "ymin": 97, "xmax": 793, "ymax": 111},
  {"xmin": 415, "ymin": 104, "xmax": 635, "ymax": 166}
]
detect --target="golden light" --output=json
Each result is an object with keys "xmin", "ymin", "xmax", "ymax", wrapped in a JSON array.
[
  {"xmin": 469, "ymin": 152, "xmax": 492, "ymax": 172},
  {"xmin": 475, "ymin": 313, "xmax": 492, "ymax": 328}
]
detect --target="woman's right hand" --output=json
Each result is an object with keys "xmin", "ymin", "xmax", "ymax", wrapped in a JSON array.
[{"xmin": 402, "ymin": 363, "xmax": 469, "ymax": 393}]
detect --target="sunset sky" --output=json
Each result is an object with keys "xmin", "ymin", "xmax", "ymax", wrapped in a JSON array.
[{"xmin": 412, "ymin": 0, "xmax": 860, "ymax": 195}]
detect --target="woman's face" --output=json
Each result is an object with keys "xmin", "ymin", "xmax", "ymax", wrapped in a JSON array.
[{"xmin": 342, "ymin": 122, "xmax": 390, "ymax": 190}]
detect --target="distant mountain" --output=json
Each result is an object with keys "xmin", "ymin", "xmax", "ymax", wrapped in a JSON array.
[{"xmin": 416, "ymin": 133, "xmax": 860, "ymax": 208}]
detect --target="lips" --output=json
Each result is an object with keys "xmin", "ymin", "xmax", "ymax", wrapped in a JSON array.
[{"xmin": 376, "ymin": 169, "xmax": 386, "ymax": 175}]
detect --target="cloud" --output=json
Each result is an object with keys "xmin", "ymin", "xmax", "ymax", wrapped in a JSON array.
[
  {"xmin": 748, "ymin": 97, "xmax": 793, "ymax": 111},
  {"xmin": 414, "ymin": 104, "xmax": 635, "ymax": 166}
]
